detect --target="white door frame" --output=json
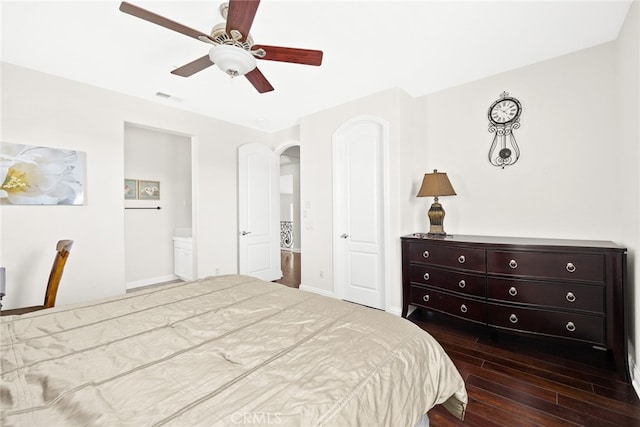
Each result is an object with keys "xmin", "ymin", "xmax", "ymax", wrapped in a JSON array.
[
  {"xmin": 275, "ymin": 140, "xmax": 300, "ymax": 156},
  {"xmin": 332, "ymin": 116, "xmax": 392, "ymax": 311}
]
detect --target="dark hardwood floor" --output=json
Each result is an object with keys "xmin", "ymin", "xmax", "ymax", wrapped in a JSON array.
[
  {"xmin": 409, "ymin": 310, "xmax": 640, "ymax": 426},
  {"xmin": 274, "ymin": 250, "xmax": 300, "ymax": 288},
  {"xmin": 274, "ymin": 256, "xmax": 639, "ymax": 425}
]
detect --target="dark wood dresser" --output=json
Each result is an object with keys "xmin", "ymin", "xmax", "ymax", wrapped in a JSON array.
[{"xmin": 401, "ymin": 233, "xmax": 629, "ymax": 381}]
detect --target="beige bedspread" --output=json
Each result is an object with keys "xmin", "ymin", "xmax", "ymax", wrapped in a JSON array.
[{"xmin": 1, "ymin": 275, "xmax": 466, "ymax": 426}]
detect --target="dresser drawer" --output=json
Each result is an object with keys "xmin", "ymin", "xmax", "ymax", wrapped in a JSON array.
[
  {"xmin": 487, "ymin": 250, "xmax": 604, "ymax": 283},
  {"xmin": 410, "ymin": 286, "xmax": 486, "ymax": 323},
  {"xmin": 487, "ymin": 303, "xmax": 605, "ymax": 344},
  {"xmin": 487, "ymin": 277, "xmax": 604, "ymax": 313},
  {"xmin": 408, "ymin": 243, "xmax": 485, "ymax": 273},
  {"xmin": 410, "ymin": 264, "xmax": 486, "ymax": 297}
]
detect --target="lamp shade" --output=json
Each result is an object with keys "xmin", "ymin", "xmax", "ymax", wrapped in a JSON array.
[
  {"xmin": 416, "ymin": 169, "xmax": 456, "ymax": 197},
  {"xmin": 209, "ymin": 45, "xmax": 257, "ymax": 77}
]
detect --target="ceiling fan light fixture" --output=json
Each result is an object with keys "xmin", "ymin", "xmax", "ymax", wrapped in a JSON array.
[{"xmin": 209, "ymin": 45, "xmax": 256, "ymax": 77}]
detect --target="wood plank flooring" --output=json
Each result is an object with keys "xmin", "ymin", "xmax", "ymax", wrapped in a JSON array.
[
  {"xmin": 274, "ymin": 250, "xmax": 300, "ymax": 288},
  {"xmin": 408, "ymin": 310, "xmax": 640, "ymax": 426}
]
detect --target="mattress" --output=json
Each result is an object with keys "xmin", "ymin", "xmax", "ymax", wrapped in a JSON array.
[{"xmin": 1, "ymin": 274, "xmax": 467, "ymax": 426}]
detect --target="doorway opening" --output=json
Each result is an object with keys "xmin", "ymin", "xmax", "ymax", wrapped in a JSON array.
[
  {"xmin": 275, "ymin": 144, "xmax": 301, "ymax": 288},
  {"xmin": 124, "ymin": 123, "xmax": 194, "ymax": 290}
]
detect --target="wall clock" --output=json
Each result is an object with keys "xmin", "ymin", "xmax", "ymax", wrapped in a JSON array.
[{"xmin": 487, "ymin": 91, "xmax": 522, "ymax": 168}]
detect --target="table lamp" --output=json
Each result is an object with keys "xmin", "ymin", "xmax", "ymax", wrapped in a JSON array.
[{"xmin": 416, "ymin": 169, "xmax": 456, "ymax": 237}]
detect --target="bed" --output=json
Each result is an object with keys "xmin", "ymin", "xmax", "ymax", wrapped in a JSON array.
[{"xmin": 1, "ymin": 274, "xmax": 467, "ymax": 426}]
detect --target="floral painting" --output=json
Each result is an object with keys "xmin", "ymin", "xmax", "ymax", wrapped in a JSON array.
[{"xmin": 0, "ymin": 142, "xmax": 85, "ymax": 205}]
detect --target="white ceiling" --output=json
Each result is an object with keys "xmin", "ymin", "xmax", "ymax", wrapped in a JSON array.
[{"xmin": 1, "ymin": 0, "xmax": 633, "ymax": 132}]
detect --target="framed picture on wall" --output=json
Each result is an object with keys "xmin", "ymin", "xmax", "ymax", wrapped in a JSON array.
[
  {"xmin": 124, "ymin": 179, "xmax": 137, "ymax": 199},
  {"xmin": 138, "ymin": 180, "xmax": 160, "ymax": 200},
  {"xmin": 1, "ymin": 142, "xmax": 85, "ymax": 205}
]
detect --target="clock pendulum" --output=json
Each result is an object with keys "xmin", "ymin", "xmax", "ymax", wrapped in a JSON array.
[{"xmin": 487, "ymin": 91, "xmax": 522, "ymax": 168}]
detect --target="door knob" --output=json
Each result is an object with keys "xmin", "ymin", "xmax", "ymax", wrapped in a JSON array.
[
  {"xmin": 240, "ymin": 231, "xmax": 252, "ymax": 236},
  {"xmin": 340, "ymin": 233, "xmax": 349, "ymax": 239}
]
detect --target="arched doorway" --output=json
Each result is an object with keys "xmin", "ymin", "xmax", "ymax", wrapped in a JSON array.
[{"xmin": 276, "ymin": 143, "xmax": 301, "ymax": 288}]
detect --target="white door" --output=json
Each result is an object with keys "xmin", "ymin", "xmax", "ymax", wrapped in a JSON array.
[
  {"xmin": 333, "ymin": 118, "xmax": 387, "ymax": 309},
  {"xmin": 238, "ymin": 143, "xmax": 281, "ymax": 281}
]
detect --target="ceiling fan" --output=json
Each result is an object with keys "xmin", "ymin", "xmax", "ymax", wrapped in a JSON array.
[{"xmin": 119, "ymin": 1, "xmax": 323, "ymax": 93}]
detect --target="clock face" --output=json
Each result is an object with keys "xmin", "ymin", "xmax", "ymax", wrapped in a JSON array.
[{"xmin": 489, "ymin": 98, "xmax": 521, "ymax": 124}]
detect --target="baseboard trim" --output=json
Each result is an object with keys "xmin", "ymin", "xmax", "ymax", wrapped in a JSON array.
[
  {"xmin": 630, "ymin": 354, "xmax": 640, "ymax": 399},
  {"xmin": 126, "ymin": 275, "xmax": 179, "ymax": 290},
  {"xmin": 386, "ymin": 306, "xmax": 402, "ymax": 317},
  {"xmin": 299, "ymin": 284, "xmax": 403, "ymax": 317},
  {"xmin": 299, "ymin": 283, "xmax": 336, "ymax": 299}
]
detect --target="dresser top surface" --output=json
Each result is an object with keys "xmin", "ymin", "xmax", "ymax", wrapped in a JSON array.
[{"xmin": 402, "ymin": 233, "xmax": 626, "ymax": 251}]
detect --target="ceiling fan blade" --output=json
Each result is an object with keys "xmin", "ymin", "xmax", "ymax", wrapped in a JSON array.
[
  {"xmin": 171, "ymin": 55, "xmax": 214, "ymax": 77},
  {"xmin": 119, "ymin": 2, "xmax": 213, "ymax": 42},
  {"xmin": 226, "ymin": 0, "xmax": 260, "ymax": 43},
  {"xmin": 245, "ymin": 68, "xmax": 274, "ymax": 93},
  {"xmin": 252, "ymin": 45, "xmax": 323, "ymax": 66}
]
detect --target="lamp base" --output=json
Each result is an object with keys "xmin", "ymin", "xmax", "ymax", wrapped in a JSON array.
[{"xmin": 427, "ymin": 201, "xmax": 448, "ymax": 236}]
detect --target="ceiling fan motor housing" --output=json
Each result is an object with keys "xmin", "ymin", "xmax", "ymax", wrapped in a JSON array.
[{"xmin": 209, "ymin": 44, "xmax": 257, "ymax": 77}]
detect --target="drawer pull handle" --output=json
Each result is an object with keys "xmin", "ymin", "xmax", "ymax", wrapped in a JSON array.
[
  {"xmin": 458, "ymin": 280, "xmax": 466, "ymax": 288},
  {"xmin": 508, "ymin": 286, "xmax": 518, "ymax": 297},
  {"xmin": 566, "ymin": 292, "xmax": 576, "ymax": 303},
  {"xmin": 458, "ymin": 255, "xmax": 466, "ymax": 264},
  {"xmin": 566, "ymin": 322, "xmax": 576, "ymax": 332},
  {"xmin": 423, "ymin": 295, "xmax": 430, "ymax": 302},
  {"xmin": 509, "ymin": 314, "xmax": 518, "ymax": 324},
  {"xmin": 509, "ymin": 259, "xmax": 518, "ymax": 269},
  {"xmin": 422, "ymin": 250, "xmax": 430, "ymax": 259},
  {"xmin": 566, "ymin": 262, "xmax": 576, "ymax": 273},
  {"xmin": 423, "ymin": 272, "xmax": 430, "ymax": 281},
  {"xmin": 460, "ymin": 304, "xmax": 468, "ymax": 313}
]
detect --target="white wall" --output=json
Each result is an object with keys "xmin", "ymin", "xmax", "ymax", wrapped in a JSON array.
[
  {"xmin": 0, "ymin": 63, "xmax": 270, "ymax": 309},
  {"xmin": 420, "ymin": 42, "xmax": 619, "ymax": 240},
  {"xmin": 124, "ymin": 124, "xmax": 191, "ymax": 288},
  {"xmin": 615, "ymin": 0, "xmax": 640, "ymax": 388}
]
